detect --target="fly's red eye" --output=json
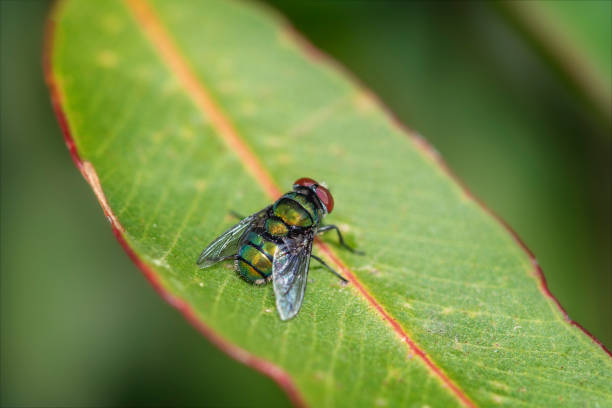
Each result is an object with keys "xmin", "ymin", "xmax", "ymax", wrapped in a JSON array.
[
  {"xmin": 293, "ymin": 177, "xmax": 318, "ymax": 188},
  {"xmin": 315, "ymin": 185, "xmax": 334, "ymax": 213}
]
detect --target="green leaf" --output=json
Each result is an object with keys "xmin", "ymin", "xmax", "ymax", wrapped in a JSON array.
[
  {"xmin": 46, "ymin": 0, "xmax": 611, "ymax": 406},
  {"xmin": 497, "ymin": 0, "xmax": 612, "ymax": 128}
]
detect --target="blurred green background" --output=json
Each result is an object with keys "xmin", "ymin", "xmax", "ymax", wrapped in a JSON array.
[{"xmin": 1, "ymin": 1, "xmax": 610, "ymax": 406}]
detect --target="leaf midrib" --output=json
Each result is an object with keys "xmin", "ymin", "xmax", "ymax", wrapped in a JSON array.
[{"xmin": 123, "ymin": 0, "xmax": 476, "ymax": 406}]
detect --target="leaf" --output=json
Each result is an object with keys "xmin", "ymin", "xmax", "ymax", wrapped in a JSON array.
[
  {"xmin": 45, "ymin": 0, "xmax": 612, "ymax": 406},
  {"xmin": 497, "ymin": 0, "xmax": 612, "ymax": 128}
]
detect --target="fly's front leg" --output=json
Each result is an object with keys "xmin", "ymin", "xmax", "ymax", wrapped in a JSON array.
[
  {"xmin": 317, "ymin": 224, "xmax": 364, "ymax": 255},
  {"xmin": 310, "ymin": 255, "xmax": 348, "ymax": 283}
]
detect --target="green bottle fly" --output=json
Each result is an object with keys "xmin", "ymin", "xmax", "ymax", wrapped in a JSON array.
[{"xmin": 197, "ymin": 178, "xmax": 360, "ymax": 320}]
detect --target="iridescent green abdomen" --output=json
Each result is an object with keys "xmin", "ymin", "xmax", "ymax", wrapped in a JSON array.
[
  {"xmin": 265, "ymin": 218, "xmax": 289, "ymax": 236},
  {"xmin": 236, "ymin": 231, "xmax": 278, "ymax": 284}
]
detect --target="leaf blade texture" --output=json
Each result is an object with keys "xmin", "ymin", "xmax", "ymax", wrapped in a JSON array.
[{"xmin": 46, "ymin": 0, "xmax": 612, "ymax": 406}]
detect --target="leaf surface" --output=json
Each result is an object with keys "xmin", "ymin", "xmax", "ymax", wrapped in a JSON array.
[
  {"xmin": 46, "ymin": 0, "xmax": 612, "ymax": 406},
  {"xmin": 498, "ymin": 0, "xmax": 612, "ymax": 127}
]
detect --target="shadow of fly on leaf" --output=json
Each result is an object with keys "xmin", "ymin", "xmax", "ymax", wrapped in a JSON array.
[{"xmin": 197, "ymin": 177, "xmax": 363, "ymax": 321}]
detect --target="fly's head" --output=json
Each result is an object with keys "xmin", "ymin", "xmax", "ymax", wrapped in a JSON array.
[{"xmin": 293, "ymin": 177, "xmax": 334, "ymax": 215}]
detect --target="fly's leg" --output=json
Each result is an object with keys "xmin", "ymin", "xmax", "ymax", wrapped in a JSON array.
[
  {"xmin": 310, "ymin": 254, "xmax": 348, "ymax": 283},
  {"xmin": 229, "ymin": 210, "xmax": 246, "ymax": 220},
  {"xmin": 317, "ymin": 224, "xmax": 365, "ymax": 255}
]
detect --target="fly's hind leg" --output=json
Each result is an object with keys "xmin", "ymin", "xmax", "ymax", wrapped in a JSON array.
[
  {"xmin": 310, "ymin": 254, "xmax": 348, "ymax": 283},
  {"xmin": 317, "ymin": 224, "xmax": 365, "ymax": 255},
  {"xmin": 229, "ymin": 210, "xmax": 246, "ymax": 220}
]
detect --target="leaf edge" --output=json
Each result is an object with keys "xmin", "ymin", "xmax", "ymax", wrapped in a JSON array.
[
  {"xmin": 262, "ymin": 1, "xmax": 612, "ymax": 358},
  {"xmin": 42, "ymin": 2, "xmax": 307, "ymax": 407},
  {"xmin": 42, "ymin": 0, "xmax": 612, "ymax": 406}
]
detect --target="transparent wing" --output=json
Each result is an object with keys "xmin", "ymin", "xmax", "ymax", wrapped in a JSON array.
[
  {"xmin": 272, "ymin": 232, "xmax": 314, "ymax": 321},
  {"xmin": 197, "ymin": 207, "xmax": 269, "ymax": 268}
]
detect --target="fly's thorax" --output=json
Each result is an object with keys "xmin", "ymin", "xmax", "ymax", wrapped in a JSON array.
[
  {"xmin": 272, "ymin": 191, "xmax": 321, "ymax": 228},
  {"xmin": 236, "ymin": 232, "xmax": 278, "ymax": 285}
]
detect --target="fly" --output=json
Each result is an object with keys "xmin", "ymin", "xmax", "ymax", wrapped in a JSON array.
[{"xmin": 197, "ymin": 177, "xmax": 361, "ymax": 320}]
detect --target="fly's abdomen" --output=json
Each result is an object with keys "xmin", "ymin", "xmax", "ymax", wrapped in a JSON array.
[
  {"xmin": 272, "ymin": 192, "xmax": 319, "ymax": 228},
  {"xmin": 265, "ymin": 218, "xmax": 289, "ymax": 236},
  {"xmin": 236, "ymin": 232, "xmax": 277, "ymax": 285}
]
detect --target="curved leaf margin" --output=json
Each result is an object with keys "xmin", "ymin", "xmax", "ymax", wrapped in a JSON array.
[
  {"xmin": 43, "ymin": 2, "xmax": 307, "ymax": 406},
  {"xmin": 42, "ymin": 0, "xmax": 611, "ymax": 406}
]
